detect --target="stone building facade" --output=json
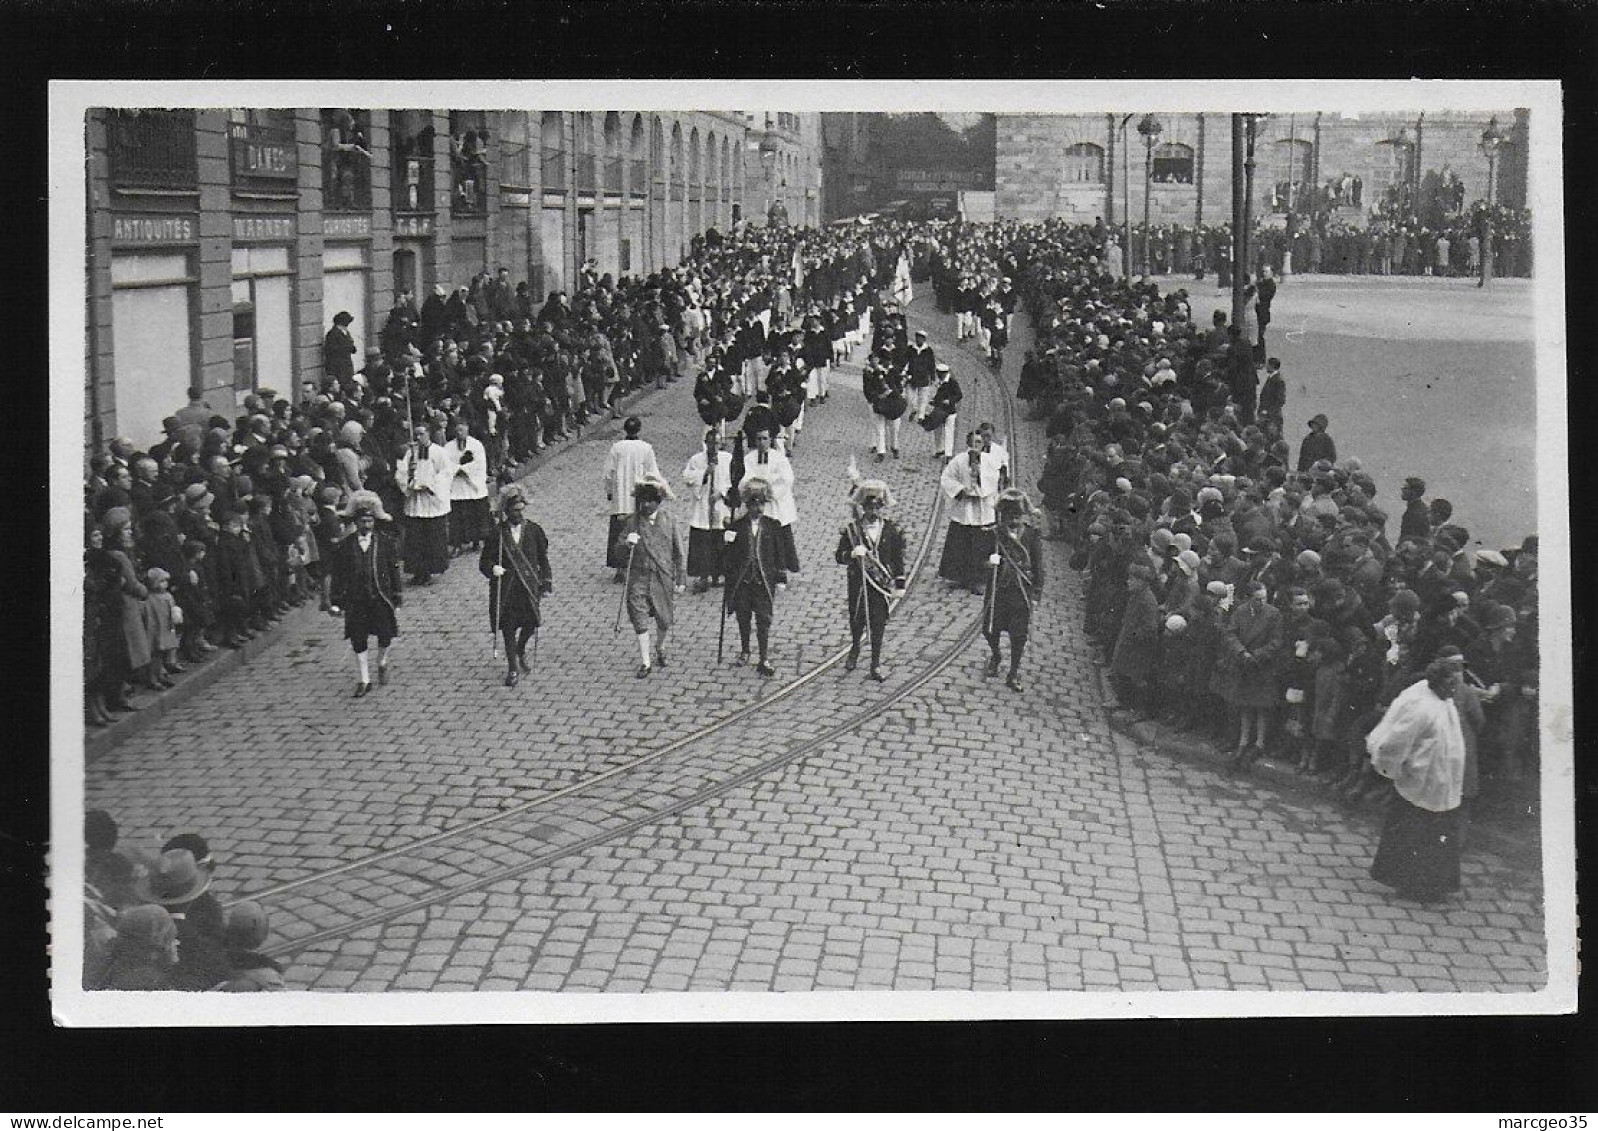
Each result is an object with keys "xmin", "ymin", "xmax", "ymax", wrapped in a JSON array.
[
  {"xmin": 995, "ymin": 110, "xmax": 1530, "ymax": 227},
  {"xmin": 741, "ymin": 112, "xmax": 824, "ymax": 229},
  {"xmin": 85, "ymin": 107, "xmax": 821, "ymax": 450}
]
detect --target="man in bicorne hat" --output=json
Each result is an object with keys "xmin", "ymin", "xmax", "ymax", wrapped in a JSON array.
[
  {"xmin": 480, "ymin": 483, "xmax": 552, "ymax": 688},
  {"xmin": 328, "ymin": 490, "xmax": 403, "ymax": 698},
  {"xmin": 614, "ymin": 474, "xmax": 687, "ymax": 678},
  {"xmin": 835, "ymin": 479, "xmax": 908, "ymax": 681}
]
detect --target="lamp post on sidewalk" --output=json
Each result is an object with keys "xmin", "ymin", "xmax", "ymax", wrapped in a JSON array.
[
  {"xmin": 1136, "ymin": 114, "xmax": 1162, "ymax": 275},
  {"xmin": 1118, "ymin": 113, "xmax": 1135, "ymax": 279},
  {"xmin": 1477, "ymin": 115, "xmax": 1508, "ymax": 289}
]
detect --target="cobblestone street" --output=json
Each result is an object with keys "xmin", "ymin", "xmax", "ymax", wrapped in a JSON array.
[{"xmin": 84, "ymin": 296, "xmax": 1548, "ymax": 996}]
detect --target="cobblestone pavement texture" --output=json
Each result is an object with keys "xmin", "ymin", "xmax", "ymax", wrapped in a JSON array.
[{"xmin": 84, "ymin": 293, "xmax": 1547, "ymax": 995}]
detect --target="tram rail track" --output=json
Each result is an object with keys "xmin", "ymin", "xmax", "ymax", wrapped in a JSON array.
[{"xmin": 254, "ymin": 302, "xmax": 1020, "ymax": 960}]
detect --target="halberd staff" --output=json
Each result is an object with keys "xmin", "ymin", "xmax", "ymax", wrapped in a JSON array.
[
  {"xmin": 835, "ymin": 479, "xmax": 908, "ymax": 682},
  {"xmin": 480, "ymin": 484, "xmax": 552, "ymax": 688}
]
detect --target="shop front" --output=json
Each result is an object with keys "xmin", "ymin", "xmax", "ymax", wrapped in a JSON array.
[{"xmin": 109, "ymin": 214, "xmax": 199, "ymax": 448}]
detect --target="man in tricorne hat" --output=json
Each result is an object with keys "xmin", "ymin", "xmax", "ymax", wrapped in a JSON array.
[
  {"xmin": 328, "ymin": 490, "xmax": 403, "ymax": 697},
  {"xmin": 905, "ymin": 328, "xmax": 938, "ymax": 422},
  {"xmin": 984, "ymin": 489, "xmax": 1045, "ymax": 692},
  {"xmin": 614, "ymin": 474, "xmax": 688, "ymax": 678},
  {"xmin": 480, "ymin": 483, "xmax": 552, "ymax": 688},
  {"xmin": 835, "ymin": 479, "xmax": 908, "ymax": 681},
  {"xmin": 723, "ymin": 477, "xmax": 787, "ymax": 677}
]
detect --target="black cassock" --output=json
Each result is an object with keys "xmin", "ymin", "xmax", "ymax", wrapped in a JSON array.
[{"xmin": 479, "ymin": 520, "xmax": 552, "ymax": 631}]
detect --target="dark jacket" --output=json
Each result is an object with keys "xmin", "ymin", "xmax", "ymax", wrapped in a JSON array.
[
  {"xmin": 723, "ymin": 513, "xmax": 787, "ymax": 610},
  {"xmin": 328, "ymin": 529, "xmax": 403, "ymax": 611}
]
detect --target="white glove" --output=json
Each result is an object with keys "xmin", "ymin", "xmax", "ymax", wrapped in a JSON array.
[
  {"xmin": 675, "ymin": 585, "xmax": 686, "ymax": 594},
  {"xmin": 626, "ymin": 532, "xmax": 641, "ymax": 546},
  {"xmin": 329, "ymin": 605, "xmax": 343, "ymax": 616},
  {"xmin": 891, "ymin": 588, "xmax": 906, "ymax": 600},
  {"xmin": 724, "ymin": 529, "xmax": 737, "ymax": 543},
  {"xmin": 851, "ymin": 545, "xmax": 867, "ymax": 559},
  {"xmin": 988, "ymin": 553, "xmax": 1002, "ymax": 567},
  {"xmin": 491, "ymin": 565, "xmax": 506, "ymax": 577}
]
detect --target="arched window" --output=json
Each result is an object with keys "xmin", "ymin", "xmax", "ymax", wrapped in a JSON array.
[
  {"xmin": 540, "ymin": 112, "xmax": 565, "ymax": 192},
  {"xmin": 1062, "ymin": 142, "xmax": 1104, "ymax": 184},
  {"xmin": 629, "ymin": 115, "xmax": 647, "ymax": 197},
  {"xmin": 603, "ymin": 112, "xmax": 623, "ymax": 193},
  {"xmin": 1151, "ymin": 141, "xmax": 1194, "ymax": 184}
]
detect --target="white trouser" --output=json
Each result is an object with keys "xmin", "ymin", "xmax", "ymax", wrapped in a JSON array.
[
  {"xmin": 873, "ymin": 413, "xmax": 901, "ymax": 454},
  {"xmin": 1005, "ymin": 312, "xmax": 1015, "ymax": 337},
  {"xmin": 956, "ymin": 310, "xmax": 972, "ymax": 339},
  {"xmin": 976, "ymin": 323, "xmax": 990, "ymax": 351},
  {"xmin": 909, "ymin": 384, "xmax": 932, "ymax": 420},
  {"xmin": 939, "ymin": 413, "xmax": 958, "ymax": 456}
]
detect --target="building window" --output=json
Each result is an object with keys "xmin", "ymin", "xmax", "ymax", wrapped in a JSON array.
[
  {"xmin": 107, "ymin": 109, "xmax": 198, "ymax": 193},
  {"xmin": 321, "ymin": 109, "xmax": 371, "ymax": 212},
  {"xmin": 227, "ymin": 109, "xmax": 296, "ymax": 195},
  {"xmin": 1061, "ymin": 142, "xmax": 1105, "ymax": 184},
  {"xmin": 111, "ymin": 252, "xmax": 197, "ymax": 448},
  {"xmin": 541, "ymin": 112, "xmax": 566, "ymax": 194},
  {"xmin": 450, "ymin": 111, "xmax": 490, "ymax": 214},
  {"xmin": 391, "ymin": 110, "xmax": 436, "ymax": 213},
  {"xmin": 231, "ymin": 246, "xmax": 293, "ymax": 400},
  {"xmin": 1151, "ymin": 142, "xmax": 1195, "ymax": 184}
]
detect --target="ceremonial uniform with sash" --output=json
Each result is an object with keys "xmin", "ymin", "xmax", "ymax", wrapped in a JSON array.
[
  {"xmin": 479, "ymin": 491, "xmax": 552, "ymax": 686},
  {"xmin": 614, "ymin": 503, "xmax": 688, "ymax": 638},
  {"xmin": 984, "ymin": 492, "xmax": 1045, "ymax": 692},
  {"xmin": 835, "ymin": 487, "xmax": 908, "ymax": 678}
]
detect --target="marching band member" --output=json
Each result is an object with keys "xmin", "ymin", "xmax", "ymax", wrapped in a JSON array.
[{"xmin": 863, "ymin": 351, "xmax": 907, "ymax": 463}]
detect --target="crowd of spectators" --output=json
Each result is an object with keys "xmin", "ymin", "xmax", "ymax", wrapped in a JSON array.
[
  {"xmin": 1110, "ymin": 201, "xmax": 1534, "ymax": 282},
  {"xmin": 935, "ymin": 217, "xmax": 1541, "ymax": 815},
  {"xmin": 83, "ymin": 811, "xmax": 285, "ymax": 991}
]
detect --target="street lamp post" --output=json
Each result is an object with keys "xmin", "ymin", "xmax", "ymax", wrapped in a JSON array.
[
  {"xmin": 1136, "ymin": 114, "xmax": 1162, "ymax": 276},
  {"xmin": 1119, "ymin": 113, "xmax": 1134, "ymax": 279},
  {"xmin": 1478, "ymin": 115, "xmax": 1507, "ymax": 289}
]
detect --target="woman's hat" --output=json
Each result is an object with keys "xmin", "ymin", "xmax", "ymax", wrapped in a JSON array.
[
  {"xmin": 114, "ymin": 904, "xmax": 177, "ymax": 950},
  {"xmin": 1483, "ymin": 603, "xmax": 1518, "ymax": 630},
  {"xmin": 133, "ymin": 848, "xmax": 212, "ymax": 906},
  {"xmin": 144, "ymin": 566, "xmax": 170, "ymax": 585},
  {"xmin": 1176, "ymin": 549, "xmax": 1200, "ymax": 576},
  {"xmin": 1164, "ymin": 613, "xmax": 1189, "ymax": 633},
  {"xmin": 1205, "ymin": 580, "xmax": 1230, "ymax": 597},
  {"xmin": 224, "ymin": 901, "xmax": 271, "ymax": 951}
]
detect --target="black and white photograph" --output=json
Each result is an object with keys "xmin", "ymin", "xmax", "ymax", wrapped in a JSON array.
[{"xmin": 49, "ymin": 79, "xmax": 1573, "ymax": 1025}]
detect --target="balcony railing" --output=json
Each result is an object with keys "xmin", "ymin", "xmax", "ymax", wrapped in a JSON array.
[
  {"xmin": 630, "ymin": 159, "xmax": 648, "ymax": 196},
  {"xmin": 108, "ymin": 109, "xmax": 198, "ymax": 192},
  {"xmin": 541, "ymin": 147, "xmax": 567, "ymax": 193},
  {"xmin": 604, "ymin": 156, "xmax": 625, "ymax": 194},
  {"xmin": 229, "ymin": 119, "xmax": 297, "ymax": 189}
]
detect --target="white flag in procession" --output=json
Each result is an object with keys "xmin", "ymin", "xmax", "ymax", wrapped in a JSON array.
[{"xmin": 891, "ymin": 252, "xmax": 913, "ymax": 306}]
